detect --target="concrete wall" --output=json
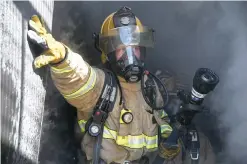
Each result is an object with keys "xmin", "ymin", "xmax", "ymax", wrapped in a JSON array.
[{"xmin": 1, "ymin": 1, "xmax": 54, "ymax": 163}]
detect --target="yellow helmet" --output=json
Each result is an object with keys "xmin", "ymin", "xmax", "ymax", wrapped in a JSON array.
[
  {"xmin": 98, "ymin": 7, "xmax": 151, "ymax": 63},
  {"xmin": 94, "ymin": 6, "xmax": 155, "ymax": 82}
]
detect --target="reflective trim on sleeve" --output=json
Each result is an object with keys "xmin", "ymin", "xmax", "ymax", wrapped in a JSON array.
[
  {"xmin": 63, "ymin": 67, "xmax": 97, "ymax": 99},
  {"xmin": 103, "ymin": 126, "xmax": 158, "ymax": 149},
  {"xmin": 78, "ymin": 120, "xmax": 87, "ymax": 133},
  {"xmin": 160, "ymin": 124, "xmax": 173, "ymax": 138},
  {"xmin": 51, "ymin": 65, "xmax": 74, "ymax": 73},
  {"xmin": 160, "ymin": 110, "xmax": 168, "ymax": 118}
]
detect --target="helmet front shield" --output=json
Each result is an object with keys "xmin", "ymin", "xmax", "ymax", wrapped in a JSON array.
[{"xmin": 99, "ymin": 25, "xmax": 155, "ymax": 55}]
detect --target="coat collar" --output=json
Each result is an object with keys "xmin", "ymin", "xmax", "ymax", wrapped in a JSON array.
[{"xmin": 118, "ymin": 76, "xmax": 141, "ymax": 91}]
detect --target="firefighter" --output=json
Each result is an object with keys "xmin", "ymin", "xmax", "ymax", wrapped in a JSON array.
[{"xmin": 27, "ymin": 6, "xmax": 214, "ymax": 164}]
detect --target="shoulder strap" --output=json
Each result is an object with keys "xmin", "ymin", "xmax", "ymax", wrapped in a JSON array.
[
  {"xmin": 88, "ymin": 68, "xmax": 118, "ymax": 164},
  {"xmin": 87, "ymin": 68, "xmax": 118, "ymax": 136},
  {"xmin": 98, "ymin": 68, "xmax": 118, "ymax": 112}
]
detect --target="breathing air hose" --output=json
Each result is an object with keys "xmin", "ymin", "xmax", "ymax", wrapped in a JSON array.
[{"xmin": 141, "ymin": 70, "xmax": 169, "ymax": 110}]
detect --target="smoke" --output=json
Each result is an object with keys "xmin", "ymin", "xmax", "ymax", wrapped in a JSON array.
[
  {"xmin": 162, "ymin": 2, "xmax": 247, "ymax": 163},
  {"xmin": 52, "ymin": 1, "xmax": 102, "ymax": 66},
  {"xmin": 147, "ymin": 2, "xmax": 247, "ymax": 163},
  {"xmin": 209, "ymin": 2, "xmax": 247, "ymax": 164}
]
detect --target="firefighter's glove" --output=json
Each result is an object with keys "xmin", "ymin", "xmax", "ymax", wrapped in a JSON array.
[
  {"xmin": 158, "ymin": 142, "xmax": 180, "ymax": 160},
  {"xmin": 27, "ymin": 15, "xmax": 66, "ymax": 68}
]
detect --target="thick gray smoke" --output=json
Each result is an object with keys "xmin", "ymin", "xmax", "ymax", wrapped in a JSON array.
[
  {"xmin": 153, "ymin": 2, "xmax": 247, "ymax": 163},
  {"xmin": 166, "ymin": 2, "xmax": 247, "ymax": 164},
  {"xmin": 160, "ymin": 2, "xmax": 247, "ymax": 163},
  {"xmin": 209, "ymin": 3, "xmax": 247, "ymax": 164}
]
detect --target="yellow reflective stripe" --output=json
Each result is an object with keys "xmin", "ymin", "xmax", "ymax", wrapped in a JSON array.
[
  {"xmin": 63, "ymin": 67, "xmax": 96, "ymax": 99},
  {"xmin": 51, "ymin": 65, "xmax": 73, "ymax": 73},
  {"xmin": 161, "ymin": 110, "xmax": 168, "ymax": 118},
  {"xmin": 161, "ymin": 132, "xmax": 172, "ymax": 138},
  {"xmin": 160, "ymin": 124, "xmax": 173, "ymax": 138},
  {"xmin": 160, "ymin": 124, "xmax": 173, "ymax": 133},
  {"xmin": 78, "ymin": 120, "xmax": 87, "ymax": 133},
  {"xmin": 116, "ymin": 135, "xmax": 158, "ymax": 149},
  {"xmin": 103, "ymin": 126, "xmax": 117, "ymax": 139},
  {"xmin": 103, "ymin": 126, "xmax": 158, "ymax": 149}
]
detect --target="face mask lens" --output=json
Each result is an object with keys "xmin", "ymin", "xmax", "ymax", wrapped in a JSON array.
[
  {"xmin": 115, "ymin": 46, "xmax": 141, "ymax": 62},
  {"xmin": 133, "ymin": 46, "xmax": 141, "ymax": 59},
  {"xmin": 115, "ymin": 48, "xmax": 126, "ymax": 61}
]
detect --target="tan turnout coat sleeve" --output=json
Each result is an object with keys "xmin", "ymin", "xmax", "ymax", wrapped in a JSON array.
[{"xmin": 50, "ymin": 48, "xmax": 105, "ymax": 120}]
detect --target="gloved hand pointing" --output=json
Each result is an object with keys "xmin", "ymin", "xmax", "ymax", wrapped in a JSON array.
[{"xmin": 27, "ymin": 15, "xmax": 66, "ymax": 68}]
